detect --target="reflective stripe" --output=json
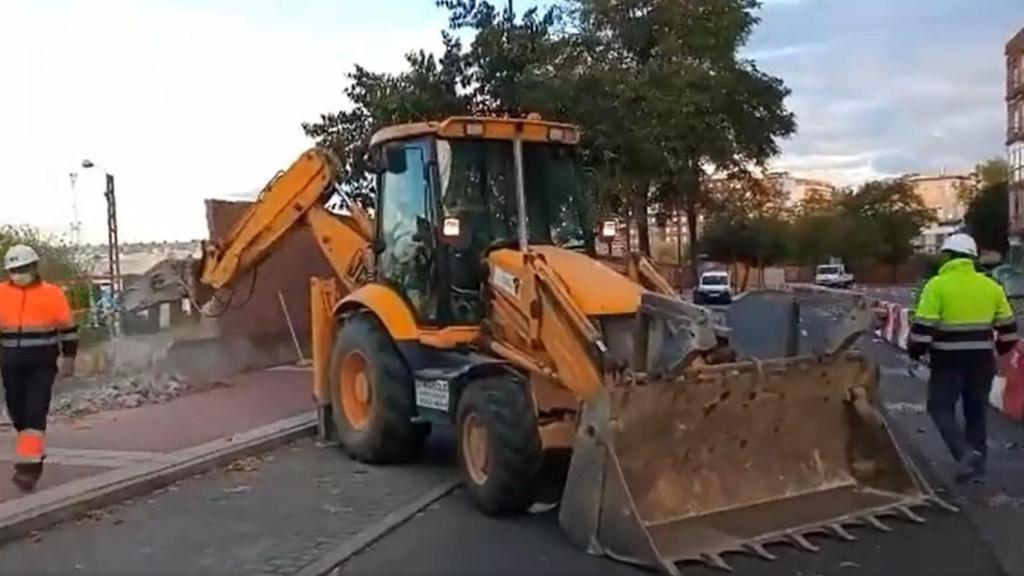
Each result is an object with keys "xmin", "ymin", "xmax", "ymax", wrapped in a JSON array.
[
  {"xmin": 937, "ymin": 322, "xmax": 996, "ymax": 332},
  {"xmin": 997, "ymin": 332, "xmax": 1020, "ymax": 343},
  {"xmin": 15, "ymin": 430, "xmax": 45, "ymax": 463},
  {"xmin": 59, "ymin": 331, "xmax": 79, "ymax": 342},
  {"xmin": 0, "ymin": 328, "xmax": 58, "ymax": 337},
  {"xmin": 1, "ymin": 336, "xmax": 59, "ymax": 347},
  {"xmin": 908, "ymin": 332, "xmax": 933, "ymax": 343},
  {"xmin": 995, "ymin": 316, "xmax": 1016, "ymax": 328},
  {"xmin": 931, "ymin": 341, "xmax": 995, "ymax": 351}
]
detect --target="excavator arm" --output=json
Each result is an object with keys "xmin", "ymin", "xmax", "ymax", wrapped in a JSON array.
[
  {"xmin": 121, "ymin": 148, "xmax": 374, "ymax": 313},
  {"xmin": 200, "ymin": 148, "xmax": 373, "ymax": 293}
]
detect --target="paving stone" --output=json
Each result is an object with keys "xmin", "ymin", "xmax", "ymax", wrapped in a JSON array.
[{"xmin": 0, "ymin": 437, "xmax": 455, "ymax": 575}]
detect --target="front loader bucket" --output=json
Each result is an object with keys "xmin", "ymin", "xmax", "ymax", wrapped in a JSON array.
[{"xmin": 559, "ymin": 353, "xmax": 952, "ymax": 573}]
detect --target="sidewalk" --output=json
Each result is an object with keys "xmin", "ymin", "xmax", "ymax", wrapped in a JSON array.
[
  {"xmin": 0, "ymin": 365, "xmax": 315, "ymax": 536},
  {"xmin": 868, "ymin": 339, "xmax": 1024, "ymax": 576}
]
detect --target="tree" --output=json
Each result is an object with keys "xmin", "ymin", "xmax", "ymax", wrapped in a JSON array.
[
  {"xmin": 964, "ymin": 181, "xmax": 1009, "ymax": 254},
  {"xmin": 976, "ymin": 157, "xmax": 1009, "ymax": 187},
  {"xmin": 838, "ymin": 179, "xmax": 934, "ymax": 270},
  {"xmin": 958, "ymin": 157, "xmax": 1008, "ymax": 205},
  {"xmin": 0, "ymin": 225, "xmax": 93, "ymax": 319},
  {"xmin": 565, "ymin": 0, "xmax": 795, "ymax": 276},
  {"xmin": 302, "ymin": 34, "xmax": 471, "ymax": 202}
]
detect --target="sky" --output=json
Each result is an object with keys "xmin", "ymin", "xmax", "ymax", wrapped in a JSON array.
[{"xmin": 0, "ymin": 0, "xmax": 1021, "ymax": 244}]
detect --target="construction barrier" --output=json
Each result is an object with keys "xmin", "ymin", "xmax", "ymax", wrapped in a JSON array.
[{"xmin": 875, "ymin": 300, "xmax": 1024, "ymax": 421}]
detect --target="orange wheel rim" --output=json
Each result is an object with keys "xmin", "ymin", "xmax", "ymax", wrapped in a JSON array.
[
  {"xmin": 462, "ymin": 413, "xmax": 489, "ymax": 485},
  {"xmin": 340, "ymin": 351, "xmax": 372, "ymax": 430}
]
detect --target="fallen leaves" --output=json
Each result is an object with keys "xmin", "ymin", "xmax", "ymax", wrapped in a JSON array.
[
  {"xmin": 226, "ymin": 456, "xmax": 264, "ymax": 473},
  {"xmin": 222, "ymin": 485, "xmax": 252, "ymax": 494}
]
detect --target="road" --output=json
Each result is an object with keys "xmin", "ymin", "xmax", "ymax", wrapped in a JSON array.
[{"xmin": 0, "ymin": 293, "xmax": 1020, "ymax": 575}]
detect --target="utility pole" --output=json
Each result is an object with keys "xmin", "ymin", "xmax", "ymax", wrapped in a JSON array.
[
  {"xmin": 82, "ymin": 159, "xmax": 122, "ymax": 337},
  {"xmin": 68, "ymin": 172, "xmax": 81, "ymax": 246},
  {"xmin": 104, "ymin": 172, "xmax": 122, "ymax": 337}
]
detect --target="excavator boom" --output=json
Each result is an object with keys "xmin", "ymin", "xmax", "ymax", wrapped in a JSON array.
[{"xmin": 121, "ymin": 148, "xmax": 373, "ymax": 312}]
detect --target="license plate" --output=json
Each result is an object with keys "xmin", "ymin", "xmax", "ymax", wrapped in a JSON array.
[{"xmin": 415, "ymin": 379, "xmax": 449, "ymax": 412}]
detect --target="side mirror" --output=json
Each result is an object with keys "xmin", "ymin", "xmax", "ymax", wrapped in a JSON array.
[
  {"xmin": 383, "ymin": 144, "xmax": 407, "ymax": 174},
  {"xmin": 368, "ymin": 144, "xmax": 408, "ymax": 175}
]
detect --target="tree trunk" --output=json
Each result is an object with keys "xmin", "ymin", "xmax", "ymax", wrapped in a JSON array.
[
  {"xmin": 676, "ymin": 211, "xmax": 684, "ymax": 266},
  {"xmin": 634, "ymin": 183, "xmax": 651, "ymax": 257},
  {"xmin": 624, "ymin": 204, "xmax": 632, "ymax": 254},
  {"xmin": 685, "ymin": 192, "xmax": 700, "ymax": 287}
]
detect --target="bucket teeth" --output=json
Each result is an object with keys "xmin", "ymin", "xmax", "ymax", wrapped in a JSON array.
[
  {"xmin": 829, "ymin": 523, "xmax": 858, "ymax": 541},
  {"xmin": 864, "ymin": 515, "xmax": 893, "ymax": 532},
  {"xmin": 898, "ymin": 506, "xmax": 926, "ymax": 523},
  {"xmin": 701, "ymin": 553, "xmax": 732, "ymax": 572},
  {"xmin": 928, "ymin": 495, "xmax": 959, "ymax": 513},
  {"xmin": 788, "ymin": 533, "xmax": 820, "ymax": 552},
  {"xmin": 744, "ymin": 542, "xmax": 777, "ymax": 561}
]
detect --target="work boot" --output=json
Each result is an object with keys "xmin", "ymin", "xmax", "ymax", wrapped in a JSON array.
[
  {"xmin": 954, "ymin": 450, "xmax": 986, "ymax": 484},
  {"xmin": 11, "ymin": 462, "xmax": 43, "ymax": 493}
]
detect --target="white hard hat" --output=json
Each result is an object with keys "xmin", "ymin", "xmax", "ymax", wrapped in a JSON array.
[
  {"xmin": 4, "ymin": 244, "xmax": 40, "ymax": 271},
  {"xmin": 939, "ymin": 233, "xmax": 978, "ymax": 257}
]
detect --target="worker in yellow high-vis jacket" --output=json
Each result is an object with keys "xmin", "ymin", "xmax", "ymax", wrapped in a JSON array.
[{"xmin": 908, "ymin": 233, "xmax": 1018, "ymax": 482}]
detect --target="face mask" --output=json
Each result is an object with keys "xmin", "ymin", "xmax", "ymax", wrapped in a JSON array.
[{"xmin": 10, "ymin": 273, "xmax": 34, "ymax": 287}]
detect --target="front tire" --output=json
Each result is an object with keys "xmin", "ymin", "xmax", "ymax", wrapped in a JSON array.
[
  {"xmin": 456, "ymin": 375, "xmax": 542, "ymax": 515},
  {"xmin": 329, "ymin": 313, "xmax": 424, "ymax": 463}
]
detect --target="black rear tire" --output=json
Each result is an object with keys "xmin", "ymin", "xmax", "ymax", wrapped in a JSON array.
[
  {"xmin": 456, "ymin": 375, "xmax": 542, "ymax": 515},
  {"xmin": 329, "ymin": 313, "xmax": 425, "ymax": 463}
]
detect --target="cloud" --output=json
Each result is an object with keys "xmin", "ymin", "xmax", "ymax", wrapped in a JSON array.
[
  {"xmin": 749, "ymin": 0, "xmax": 1020, "ymax": 183},
  {"xmin": 0, "ymin": 0, "xmax": 447, "ymax": 243}
]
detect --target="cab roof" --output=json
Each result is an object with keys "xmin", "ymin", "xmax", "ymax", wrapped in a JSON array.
[{"xmin": 369, "ymin": 116, "xmax": 580, "ymax": 148}]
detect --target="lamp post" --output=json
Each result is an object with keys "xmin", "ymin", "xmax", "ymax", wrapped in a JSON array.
[{"xmin": 81, "ymin": 159, "xmax": 122, "ymax": 337}]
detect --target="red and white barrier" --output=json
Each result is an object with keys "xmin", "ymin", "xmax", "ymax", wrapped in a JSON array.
[{"xmin": 875, "ymin": 300, "xmax": 1024, "ymax": 421}]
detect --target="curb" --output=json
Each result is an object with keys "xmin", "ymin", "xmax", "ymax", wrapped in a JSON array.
[
  {"xmin": 296, "ymin": 478, "xmax": 462, "ymax": 576},
  {"xmin": 0, "ymin": 411, "xmax": 316, "ymax": 544}
]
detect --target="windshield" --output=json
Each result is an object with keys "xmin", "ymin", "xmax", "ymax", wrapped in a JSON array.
[
  {"xmin": 702, "ymin": 275, "xmax": 728, "ymax": 286},
  {"xmin": 437, "ymin": 138, "xmax": 588, "ymax": 249},
  {"xmin": 817, "ymin": 265, "xmax": 841, "ymax": 275}
]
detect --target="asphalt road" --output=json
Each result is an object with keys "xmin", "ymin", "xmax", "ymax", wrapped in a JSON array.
[
  {"xmin": 0, "ymin": 438, "xmax": 456, "ymax": 576},
  {"xmin": 0, "ymin": 292, "xmax": 1020, "ymax": 576},
  {"xmin": 344, "ymin": 292, "xmax": 1023, "ymax": 576}
]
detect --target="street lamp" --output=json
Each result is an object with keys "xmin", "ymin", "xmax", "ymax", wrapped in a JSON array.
[{"xmin": 81, "ymin": 159, "xmax": 122, "ymax": 337}]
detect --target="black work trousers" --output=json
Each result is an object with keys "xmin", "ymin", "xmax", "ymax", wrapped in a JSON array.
[
  {"xmin": 1, "ymin": 348, "xmax": 58, "ymax": 433},
  {"xmin": 926, "ymin": 351, "xmax": 996, "ymax": 463}
]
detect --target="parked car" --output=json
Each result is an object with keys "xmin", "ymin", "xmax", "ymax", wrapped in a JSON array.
[
  {"xmin": 815, "ymin": 263, "xmax": 854, "ymax": 289},
  {"xmin": 693, "ymin": 270, "xmax": 732, "ymax": 304}
]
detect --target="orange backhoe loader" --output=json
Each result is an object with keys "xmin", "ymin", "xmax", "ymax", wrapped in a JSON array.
[{"xmin": 124, "ymin": 115, "xmax": 951, "ymax": 573}]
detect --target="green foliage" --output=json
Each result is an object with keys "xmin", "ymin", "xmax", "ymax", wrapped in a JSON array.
[
  {"xmin": 0, "ymin": 225, "xmax": 96, "ymax": 341},
  {"xmin": 301, "ymin": 33, "xmax": 470, "ymax": 202},
  {"xmin": 0, "ymin": 225, "xmax": 85, "ymax": 283},
  {"xmin": 964, "ymin": 181, "xmax": 1009, "ymax": 254},
  {"xmin": 304, "ymin": 0, "xmax": 793, "ymax": 266},
  {"xmin": 563, "ymin": 0, "xmax": 796, "ymax": 266},
  {"xmin": 836, "ymin": 179, "xmax": 934, "ymax": 267},
  {"xmin": 976, "ymin": 157, "xmax": 1009, "ymax": 187}
]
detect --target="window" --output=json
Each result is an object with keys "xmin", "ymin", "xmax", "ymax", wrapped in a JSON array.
[
  {"xmin": 1011, "ymin": 142, "xmax": 1024, "ymax": 184},
  {"xmin": 377, "ymin": 142, "xmax": 436, "ymax": 319}
]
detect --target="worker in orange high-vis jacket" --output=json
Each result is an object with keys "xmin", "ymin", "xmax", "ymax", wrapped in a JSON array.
[{"xmin": 0, "ymin": 244, "xmax": 77, "ymax": 491}]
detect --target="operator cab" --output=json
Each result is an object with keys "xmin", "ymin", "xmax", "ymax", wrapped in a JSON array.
[{"xmin": 368, "ymin": 117, "xmax": 593, "ymax": 327}]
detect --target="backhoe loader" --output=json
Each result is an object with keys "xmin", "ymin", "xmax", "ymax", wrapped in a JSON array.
[{"xmin": 125, "ymin": 115, "xmax": 951, "ymax": 573}]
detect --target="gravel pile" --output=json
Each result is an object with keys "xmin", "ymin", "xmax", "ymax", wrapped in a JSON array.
[{"xmin": 49, "ymin": 373, "xmax": 204, "ymax": 419}]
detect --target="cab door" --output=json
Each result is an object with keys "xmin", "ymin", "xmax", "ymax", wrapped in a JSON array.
[{"xmin": 375, "ymin": 139, "xmax": 439, "ymax": 323}]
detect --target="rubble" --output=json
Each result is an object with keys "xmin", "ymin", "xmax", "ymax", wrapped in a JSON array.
[{"xmin": 49, "ymin": 373, "xmax": 202, "ymax": 420}]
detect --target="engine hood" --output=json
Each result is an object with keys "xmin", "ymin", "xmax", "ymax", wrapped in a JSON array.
[{"xmin": 488, "ymin": 246, "xmax": 641, "ymax": 316}]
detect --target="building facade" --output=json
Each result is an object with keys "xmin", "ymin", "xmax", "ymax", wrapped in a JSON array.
[
  {"xmin": 1008, "ymin": 27, "xmax": 1024, "ymax": 236},
  {"xmin": 765, "ymin": 172, "xmax": 838, "ymax": 207},
  {"xmin": 903, "ymin": 172, "xmax": 974, "ymax": 254}
]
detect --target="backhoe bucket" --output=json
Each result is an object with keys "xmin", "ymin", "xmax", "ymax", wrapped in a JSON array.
[{"xmin": 559, "ymin": 353, "xmax": 950, "ymax": 573}]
